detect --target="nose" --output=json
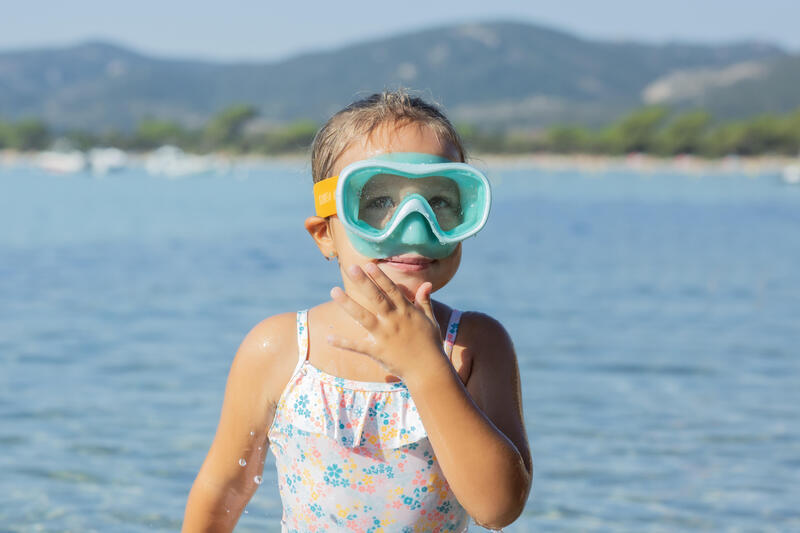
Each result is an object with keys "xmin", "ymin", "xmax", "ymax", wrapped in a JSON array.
[{"xmin": 398, "ymin": 212, "xmax": 436, "ymax": 245}]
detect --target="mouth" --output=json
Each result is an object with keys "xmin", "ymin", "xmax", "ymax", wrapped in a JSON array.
[{"xmin": 377, "ymin": 254, "xmax": 435, "ymax": 272}]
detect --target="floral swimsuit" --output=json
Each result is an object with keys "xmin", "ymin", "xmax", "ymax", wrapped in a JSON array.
[{"xmin": 267, "ymin": 310, "xmax": 469, "ymax": 532}]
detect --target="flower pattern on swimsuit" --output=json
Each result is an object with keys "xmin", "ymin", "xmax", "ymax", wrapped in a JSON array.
[{"xmin": 266, "ymin": 310, "xmax": 469, "ymax": 532}]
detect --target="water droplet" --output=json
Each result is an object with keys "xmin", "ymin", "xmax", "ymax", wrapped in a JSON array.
[
  {"xmin": 238, "ymin": 458, "xmax": 247, "ymax": 467},
  {"xmin": 250, "ymin": 431, "xmax": 255, "ymax": 436},
  {"xmin": 244, "ymin": 509, "xmax": 249, "ymax": 514},
  {"xmin": 254, "ymin": 475, "xmax": 263, "ymax": 485},
  {"xmin": 257, "ymin": 446, "xmax": 262, "ymax": 450},
  {"xmin": 226, "ymin": 509, "xmax": 230, "ymax": 513}
]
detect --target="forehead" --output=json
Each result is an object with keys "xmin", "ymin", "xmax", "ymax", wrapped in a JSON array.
[
  {"xmin": 333, "ymin": 122, "xmax": 460, "ymax": 176},
  {"xmin": 362, "ymin": 173, "xmax": 459, "ymax": 193}
]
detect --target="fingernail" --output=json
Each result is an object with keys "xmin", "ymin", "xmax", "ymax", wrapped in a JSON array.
[
  {"xmin": 348, "ymin": 265, "xmax": 363, "ymax": 278},
  {"xmin": 364, "ymin": 262, "xmax": 378, "ymax": 273}
]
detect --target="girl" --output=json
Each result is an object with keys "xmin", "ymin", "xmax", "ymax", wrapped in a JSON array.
[{"xmin": 182, "ymin": 91, "xmax": 532, "ymax": 532}]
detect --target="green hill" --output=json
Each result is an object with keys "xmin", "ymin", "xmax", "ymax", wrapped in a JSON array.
[{"xmin": 0, "ymin": 21, "xmax": 788, "ymax": 131}]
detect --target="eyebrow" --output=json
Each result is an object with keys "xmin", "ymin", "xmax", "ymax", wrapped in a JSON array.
[{"xmin": 359, "ymin": 175, "xmax": 460, "ymax": 196}]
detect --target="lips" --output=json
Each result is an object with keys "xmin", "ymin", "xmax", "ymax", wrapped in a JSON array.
[{"xmin": 378, "ymin": 254, "xmax": 434, "ymax": 272}]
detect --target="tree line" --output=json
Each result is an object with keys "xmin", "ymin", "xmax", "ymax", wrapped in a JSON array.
[
  {"xmin": 459, "ymin": 107, "xmax": 800, "ymax": 157},
  {"xmin": 2, "ymin": 104, "xmax": 800, "ymax": 157}
]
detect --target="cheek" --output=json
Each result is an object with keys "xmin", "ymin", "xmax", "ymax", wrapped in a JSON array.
[
  {"xmin": 430, "ymin": 248, "xmax": 461, "ymax": 290},
  {"xmin": 442, "ymin": 247, "xmax": 462, "ymax": 275},
  {"xmin": 329, "ymin": 219, "xmax": 361, "ymax": 258}
]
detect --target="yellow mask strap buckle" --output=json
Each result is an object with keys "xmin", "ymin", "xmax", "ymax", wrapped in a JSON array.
[{"xmin": 313, "ymin": 176, "xmax": 338, "ymax": 217}]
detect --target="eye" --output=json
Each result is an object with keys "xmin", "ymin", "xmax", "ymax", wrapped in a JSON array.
[
  {"xmin": 364, "ymin": 196, "xmax": 394, "ymax": 210},
  {"xmin": 428, "ymin": 196, "xmax": 453, "ymax": 210}
]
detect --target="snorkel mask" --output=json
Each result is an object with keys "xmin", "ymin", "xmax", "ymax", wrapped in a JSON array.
[{"xmin": 313, "ymin": 152, "xmax": 491, "ymax": 259}]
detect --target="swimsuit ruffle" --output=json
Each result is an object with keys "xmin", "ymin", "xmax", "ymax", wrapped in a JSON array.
[{"xmin": 272, "ymin": 361, "xmax": 428, "ymax": 449}]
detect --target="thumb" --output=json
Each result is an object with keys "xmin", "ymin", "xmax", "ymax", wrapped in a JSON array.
[{"xmin": 414, "ymin": 282, "xmax": 436, "ymax": 323}]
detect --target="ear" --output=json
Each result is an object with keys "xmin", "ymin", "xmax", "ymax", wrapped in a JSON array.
[{"xmin": 305, "ymin": 216, "xmax": 337, "ymax": 259}]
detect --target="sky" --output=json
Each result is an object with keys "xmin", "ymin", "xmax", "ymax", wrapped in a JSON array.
[{"xmin": 1, "ymin": 0, "xmax": 798, "ymax": 61}]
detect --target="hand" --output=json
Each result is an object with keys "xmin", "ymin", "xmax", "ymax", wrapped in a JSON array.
[{"xmin": 327, "ymin": 263, "xmax": 446, "ymax": 382}]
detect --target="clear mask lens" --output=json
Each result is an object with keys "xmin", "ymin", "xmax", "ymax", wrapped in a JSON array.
[{"xmin": 356, "ymin": 174, "xmax": 464, "ymax": 231}]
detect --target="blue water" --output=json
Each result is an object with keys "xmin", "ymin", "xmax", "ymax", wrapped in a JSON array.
[{"xmin": 2, "ymin": 162, "xmax": 799, "ymax": 532}]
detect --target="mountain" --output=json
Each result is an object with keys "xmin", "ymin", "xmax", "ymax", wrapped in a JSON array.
[
  {"xmin": 0, "ymin": 21, "xmax": 789, "ymax": 131},
  {"xmin": 642, "ymin": 54, "xmax": 800, "ymax": 119}
]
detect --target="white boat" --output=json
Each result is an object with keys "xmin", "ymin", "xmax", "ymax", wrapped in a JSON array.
[
  {"xmin": 782, "ymin": 163, "xmax": 800, "ymax": 185},
  {"xmin": 35, "ymin": 150, "xmax": 87, "ymax": 174},
  {"xmin": 88, "ymin": 147, "xmax": 128, "ymax": 175},
  {"xmin": 144, "ymin": 145, "xmax": 226, "ymax": 178}
]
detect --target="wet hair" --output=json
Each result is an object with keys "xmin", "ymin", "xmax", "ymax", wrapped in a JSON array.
[{"xmin": 310, "ymin": 90, "xmax": 467, "ymax": 183}]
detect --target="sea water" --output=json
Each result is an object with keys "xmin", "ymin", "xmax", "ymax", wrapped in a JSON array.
[{"xmin": 1, "ymin": 162, "xmax": 798, "ymax": 532}]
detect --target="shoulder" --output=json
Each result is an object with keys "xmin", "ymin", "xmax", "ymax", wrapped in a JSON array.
[
  {"xmin": 456, "ymin": 311, "xmax": 518, "ymax": 407},
  {"xmin": 227, "ymin": 311, "xmax": 300, "ymax": 407},
  {"xmin": 458, "ymin": 311, "xmax": 516, "ymax": 373},
  {"xmin": 237, "ymin": 311, "xmax": 298, "ymax": 358}
]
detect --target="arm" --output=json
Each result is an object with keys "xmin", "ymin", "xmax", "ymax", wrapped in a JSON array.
[
  {"xmin": 406, "ymin": 313, "xmax": 532, "ymax": 529},
  {"xmin": 182, "ymin": 313, "xmax": 296, "ymax": 533},
  {"xmin": 328, "ymin": 264, "xmax": 532, "ymax": 529}
]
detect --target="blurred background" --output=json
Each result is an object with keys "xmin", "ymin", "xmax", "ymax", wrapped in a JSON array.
[{"xmin": 1, "ymin": 1, "xmax": 799, "ymax": 531}]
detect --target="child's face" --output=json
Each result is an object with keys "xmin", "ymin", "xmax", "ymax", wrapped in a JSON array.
[{"xmin": 312, "ymin": 122, "xmax": 463, "ymax": 300}]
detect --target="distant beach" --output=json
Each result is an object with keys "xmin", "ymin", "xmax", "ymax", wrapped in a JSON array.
[
  {"xmin": 476, "ymin": 153, "xmax": 800, "ymax": 177},
  {"xmin": 2, "ymin": 148, "xmax": 797, "ymax": 178}
]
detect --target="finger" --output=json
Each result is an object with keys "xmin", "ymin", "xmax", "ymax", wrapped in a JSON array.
[
  {"xmin": 330, "ymin": 287, "xmax": 378, "ymax": 330},
  {"xmin": 345, "ymin": 265, "xmax": 394, "ymax": 313},
  {"xmin": 363, "ymin": 262, "xmax": 407, "ymax": 307},
  {"xmin": 414, "ymin": 282, "xmax": 436, "ymax": 323}
]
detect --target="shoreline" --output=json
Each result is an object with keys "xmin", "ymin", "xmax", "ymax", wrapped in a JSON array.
[
  {"xmin": 2, "ymin": 148, "xmax": 797, "ymax": 176},
  {"xmin": 472, "ymin": 153, "xmax": 798, "ymax": 176}
]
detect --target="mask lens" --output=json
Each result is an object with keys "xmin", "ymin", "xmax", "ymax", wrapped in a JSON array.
[{"xmin": 357, "ymin": 174, "xmax": 463, "ymax": 231}]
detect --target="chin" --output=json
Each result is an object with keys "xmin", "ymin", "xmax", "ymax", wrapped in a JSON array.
[{"xmin": 373, "ymin": 249, "xmax": 459, "ymax": 297}]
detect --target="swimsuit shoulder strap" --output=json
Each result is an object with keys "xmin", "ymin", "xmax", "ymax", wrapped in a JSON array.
[
  {"xmin": 293, "ymin": 310, "xmax": 309, "ymax": 375},
  {"xmin": 443, "ymin": 309, "xmax": 463, "ymax": 360}
]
